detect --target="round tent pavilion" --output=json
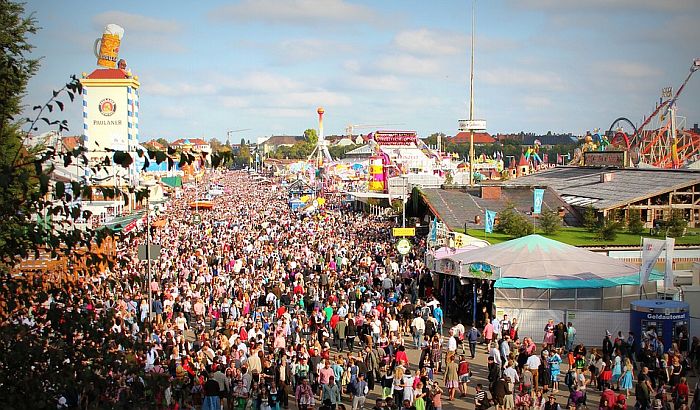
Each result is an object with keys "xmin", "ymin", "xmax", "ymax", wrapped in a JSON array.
[{"xmin": 437, "ymin": 234, "xmax": 660, "ymax": 312}]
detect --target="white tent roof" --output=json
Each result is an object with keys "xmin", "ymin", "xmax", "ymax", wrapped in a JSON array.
[{"xmin": 444, "ymin": 234, "xmax": 640, "ymax": 283}]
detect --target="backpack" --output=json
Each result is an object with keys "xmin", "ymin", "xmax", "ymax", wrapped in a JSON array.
[{"xmin": 565, "ymin": 370, "xmax": 574, "ymax": 388}]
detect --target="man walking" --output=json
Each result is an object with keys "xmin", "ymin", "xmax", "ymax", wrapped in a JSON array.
[
  {"xmin": 411, "ymin": 314, "xmax": 425, "ymax": 348},
  {"xmin": 352, "ymin": 373, "xmax": 368, "ymax": 410},
  {"xmin": 467, "ymin": 325, "xmax": 480, "ymax": 359}
]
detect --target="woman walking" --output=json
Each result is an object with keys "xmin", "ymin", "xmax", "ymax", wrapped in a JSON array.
[{"xmin": 444, "ymin": 355, "xmax": 459, "ymax": 401}]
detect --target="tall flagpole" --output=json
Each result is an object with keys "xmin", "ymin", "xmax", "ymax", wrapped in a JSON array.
[{"xmin": 468, "ymin": 0, "xmax": 476, "ymax": 187}]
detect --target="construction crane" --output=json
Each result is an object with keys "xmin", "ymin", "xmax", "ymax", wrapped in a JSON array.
[
  {"xmin": 345, "ymin": 123, "xmax": 405, "ymax": 141},
  {"xmin": 226, "ymin": 128, "xmax": 252, "ymax": 145}
]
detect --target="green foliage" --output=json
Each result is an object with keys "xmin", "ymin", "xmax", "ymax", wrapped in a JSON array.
[
  {"xmin": 595, "ymin": 209, "xmax": 622, "ymax": 241},
  {"xmin": 539, "ymin": 209, "xmax": 561, "ymax": 234},
  {"xmin": 328, "ymin": 143, "xmax": 360, "ymax": 159},
  {"xmin": 304, "ymin": 128, "xmax": 318, "ymax": 145},
  {"xmin": 155, "ymin": 138, "xmax": 169, "ymax": 148},
  {"xmin": 0, "ymin": 1, "xmax": 39, "ymax": 128},
  {"xmin": 0, "ymin": 3, "xmax": 203, "ymax": 405},
  {"xmin": 627, "ymin": 208, "xmax": 645, "ymax": 234},
  {"xmin": 496, "ymin": 203, "xmax": 534, "ymax": 238},
  {"xmin": 666, "ymin": 209, "xmax": 688, "ymax": 238},
  {"xmin": 583, "ymin": 205, "xmax": 598, "ymax": 232}
]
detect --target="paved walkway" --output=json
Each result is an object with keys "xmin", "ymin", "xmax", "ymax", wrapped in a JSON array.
[{"xmin": 313, "ymin": 331, "xmax": 698, "ymax": 410}]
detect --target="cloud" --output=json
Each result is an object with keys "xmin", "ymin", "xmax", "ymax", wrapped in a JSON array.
[
  {"xmin": 268, "ymin": 91, "xmax": 351, "ymax": 107},
  {"xmin": 93, "ymin": 11, "xmax": 182, "ymax": 34},
  {"xmin": 393, "ymin": 29, "xmax": 466, "ymax": 56},
  {"xmin": 158, "ymin": 106, "xmax": 188, "ymax": 119},
  {"xmin": 376, "ymin": 54, "xmax": 442, "ymax": 76},
  {"xmin": 209, "ymin": 0, "xmax": 377, "ymax": 25},
  {"xmin": 344, "ymin": 74, "xmax": 405, "ymax": 91},
  {"xmin": 148, "ymin": 81, "xmax": 217, "ymax": 97},
  {"xmin": 217, "ymin": 72, "xmax": 305, "ymax": 94},
  {"xmin": 93, "ymin": 11, "xmax": 186, "ymax": 53},
  {"xmin": 510, "ymin": 0, "xmax": 697, "ymax": 12},
  {"xmin": 593, "ymin": 61, "xmax": 662, "ymax": 79},
  {"xmin": 274, "ymin": 38, "xmax": 355, "ymax": 63},
  {"xmin": 480, "ymin": 68, "xmax": 568, "ymax": 91},
  {"xmin": 220, "ymin": 97, "xmax": 250, "ymax": 109},
  {"xmin": 521, "ymin": 96, "xmax": 553, "ymax": 109}
]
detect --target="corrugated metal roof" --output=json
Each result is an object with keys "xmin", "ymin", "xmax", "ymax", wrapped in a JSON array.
[
  {"xmin": 505, "ymin": 166, "xmax": 700, "ymax": 210},
  {"xmin": 420, "ymin": 186, "xmax": 577, "ymax": 230}
]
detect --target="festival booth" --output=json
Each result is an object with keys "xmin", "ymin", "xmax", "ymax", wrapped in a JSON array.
[{"xmin": 435, "ymin": 235, "xmax": 661, "ymax": 346}]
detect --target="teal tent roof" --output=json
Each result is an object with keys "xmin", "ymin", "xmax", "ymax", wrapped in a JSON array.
[
  {"xmin": 443, "ymin": 234, "xmax": 644, "ymax": 289},
  {"xmin": 104, "ymin": 210, "xmax": 146, "ymax": 232}
]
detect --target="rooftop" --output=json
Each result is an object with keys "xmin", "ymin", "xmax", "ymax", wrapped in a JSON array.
[
  {"xmin": 449, "ymin": 132, "xmax": 495, "ymax": 145},
  {"xmin": 420, "ymin": 186, "xmax": 578, "ymax": 231},
  {"xmin": 505, "ymin": 166, "xmax": 700, "ymax": 210}
]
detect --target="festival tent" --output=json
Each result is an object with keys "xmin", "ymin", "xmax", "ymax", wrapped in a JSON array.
[{"xmin": 442, "ymin": 234, "xmax": 656, "ymax": 289}]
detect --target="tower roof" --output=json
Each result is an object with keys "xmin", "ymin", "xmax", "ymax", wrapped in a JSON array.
[
  {"xmin": 85, "ymin": 68, "xmax": 131, "ymax": 80},
  {"xmin": 518, "ymin": 154, "xmax": 529, "ymax": 166}
]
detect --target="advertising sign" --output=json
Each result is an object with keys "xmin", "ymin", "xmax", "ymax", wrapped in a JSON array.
[
  {"xmin": 396, "ymin": 238, "xmax": 412, "ymax": 255},
  {"xmin": 85, "ymin": 86, "xmax": 128, "ymax": 152},
  {"xmin": 373, "ymin": 131, "xmax": 417, "ymax": 146},
  {"xmin": 458, "ymin": 119, "xmax": 487, "ymax": 131},
  {"xmin": 583, "ymin": 151, "xmax": 627, "ymax": 167},
  {"xmin": 392, "ymin": 227, "xmax": 416, "ymax": 237}
]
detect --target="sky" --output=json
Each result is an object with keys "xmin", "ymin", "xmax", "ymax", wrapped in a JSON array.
[{"xmin": 23, "ymin": 0, "xmax": 700, "ymax": 143}]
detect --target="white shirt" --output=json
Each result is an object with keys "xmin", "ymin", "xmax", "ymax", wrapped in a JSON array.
[
  {"xmin": 448, "ymin": 336, "xmax": 458, "ymax": 352},
  {"xmin": 504, "ymin": 366, "xmax": 519, "ymax": 383},
  {"xmin": 411, "ymin": 317, "xmax": 426, "ymax": 332},
  {"xmin": 526, "ymin": 354, "xmax": 541, "ymax": 370}
]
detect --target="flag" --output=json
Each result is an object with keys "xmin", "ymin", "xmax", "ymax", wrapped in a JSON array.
[
  {"xmin": 485, "ymin": 209, "xmax": 496, "ymax": 233},
  {"xmin": 640, "ymin": 237, "xmax": 667, "ymax": 285},
  {"xmin": 533, "ymin": 188, "xmax": 545, "ymax": 214},
  {"xmin": 429, "ymin": 219, "xmax": 437, "ymax": 242},
  {"xmin": 664, "ymin": 237, "xmax": 675, "ymax": 288}
]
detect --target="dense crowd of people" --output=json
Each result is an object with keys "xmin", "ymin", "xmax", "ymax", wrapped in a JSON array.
[{"xmin": 8, "ymin": 170, "xmax": 700, "ymax": 410}]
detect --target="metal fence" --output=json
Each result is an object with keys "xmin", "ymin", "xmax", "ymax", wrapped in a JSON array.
[{"xmin": 498, "ymin": 307, "xmax": 630, "ymax": 347}]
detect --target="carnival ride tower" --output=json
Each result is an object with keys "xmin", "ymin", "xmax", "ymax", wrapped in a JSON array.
[{"xmin": 309, "ymin": 107, "xmax": 332, "ymax": 167}]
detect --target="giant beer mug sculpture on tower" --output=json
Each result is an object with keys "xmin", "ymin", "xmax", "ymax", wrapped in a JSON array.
[{"xmin": 94, "ymin": 24, "xmax": 124, "ymax": 68}]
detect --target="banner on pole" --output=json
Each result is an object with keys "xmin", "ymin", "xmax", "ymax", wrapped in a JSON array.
[
  {"xmin": 485, "ymin": 209, "xmax": 496, "ymax": 233},
  {"xmin": 640, "ymin": 237, "xmax": 667, "ymax": 285},
  {"xmin": 664, "ymin": 237, "xmax": 675, "ymax": 288},
  {"xmin": 533, "ymin": 189, "xmax": 545, "ymax": 214}
]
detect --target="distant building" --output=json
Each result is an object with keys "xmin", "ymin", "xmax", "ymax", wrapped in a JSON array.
[
  {"xmin": 260, "ymin": 135, "xmax": 304, "ymax": 155},
  {"xmin": 522, "ymin": 134, "xmax": 578, "ymax": 146},
  {"xmin": 142, "ymin": 139, "xmax": 166, "ymax": 151},
  {"xmin": 448, "ymin": 131, "xmax": 495, "ymax": 145},
  {"xmin": 170, "ymin": 138, "xmax": 211, "ymax": 154},
  {"xmin": 507, "ymin": 166, "xmax": 700, "ymax": 228}
]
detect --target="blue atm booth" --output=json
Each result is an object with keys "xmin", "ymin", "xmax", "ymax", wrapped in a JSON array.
[{"xmin": 630, "ymin": 300, "xmax": 690, "ymax": 352}]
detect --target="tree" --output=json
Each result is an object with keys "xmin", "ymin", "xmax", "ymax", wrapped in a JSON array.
[
  {"xmin": 422, "ymin": 132, "xmax": 446, "ymax": 147},
  {"xmin": 583, "ymin": 205, "xmax": 598, "ymax": 232},
  {"xmin": 0, "ymin": 3, "xmax": 194, "ymax": 405},
  {"xmin": 666, "ymin": 209, "xmax": 688, "ymax": 238},
  {"xmin": 596, "ymin": 209, "xmax": 622, "ymax": 241},
  {"xmin": 496, "ymin": 203, "xmax": 533, "ymax": 238},
  {"xmin": 627, "ymin": 208, "xmax": 645, "ymax": 234},
  {"xmin": 209, "ymin": 137, "xmax": 224, "ymax": 152},
  {"xmin": 304, "ymin": 128, "xmax": 318, "ymax": 145},
  {"xmin": 539, "ymin": 209, "xmax": 561, "ymax": 235},
  {"xmin": 155, "ymin": 138, "xmax": 169, "ymax": 148}
]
